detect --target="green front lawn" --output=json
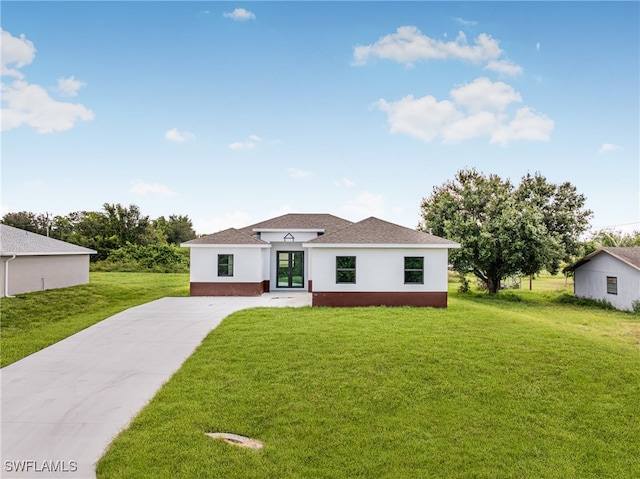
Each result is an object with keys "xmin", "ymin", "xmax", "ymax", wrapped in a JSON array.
[
  {"xmin": 0, "ymin": 272, "xmax": 189, "ymax": 367},
  {"xmin": 97, "ymin": 289, "xmax": 640, "ymax": 478}
]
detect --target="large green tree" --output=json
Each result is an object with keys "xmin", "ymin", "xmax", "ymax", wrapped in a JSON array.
[
  {"xmin": 153, "ymin": 214, "xmax": 197, "ymax": 244},
  {"xmin": 420, "ymin": 169, "xmax": 592, "ymax": 294},
  {"xmin": 2, "ymin": 211, "xmax": 52, "ymax": 236},
  {"xmin": 591, "ymin": 229, "xmax": 640, "ymax": 247}
]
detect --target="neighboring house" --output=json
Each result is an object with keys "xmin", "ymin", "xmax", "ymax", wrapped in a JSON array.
[
  {"xmin": 181, "ymin": 213, "xmax": 460, "ymax": 307},
  {"xmin": 566, "ymin": 247, "xmax": 640, "ymax": 311},
  {"xmin": 0, "ymin": 225, "xmax": 96, "ymax": 298}
]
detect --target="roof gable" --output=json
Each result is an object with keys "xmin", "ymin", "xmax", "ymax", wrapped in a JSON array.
[
  {"xmin": 182, "ymin": 228, "xmax": 267, "ymax": 246},
  {"xmin": 0, "ymin": 225, "xmax": 96, "ymax": 255},
  {"xmin": 306, "ymin": 217, "xmax": 459, "ymax": 246},
  {"xmin": 239, "ymin": 213, "xmax": 353, "ymax": 235},
  {"xmin": 566, "ymin": 247, "xmax": 640, "ymax": 272}
]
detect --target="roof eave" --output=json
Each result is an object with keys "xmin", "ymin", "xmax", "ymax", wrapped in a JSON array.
[
  {"xmin": 180, "ymin": 243, "xmax": 271, "ymax": 249},
  {"xmin": 1, "ymin": 250, "xmax": 96, "ymax": 256},
  {"xmin": 302, "ymin": 242, "xmax": 460, "ymax": 249}
]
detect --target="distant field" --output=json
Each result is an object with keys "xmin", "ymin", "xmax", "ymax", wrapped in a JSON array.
[
  {"xmin": 97, "ymin": 279, "xmax": 640, "ymax": 479},
  {"xmin": 0, "ymin": 272, "xmax": 189, "ymax": 367}
]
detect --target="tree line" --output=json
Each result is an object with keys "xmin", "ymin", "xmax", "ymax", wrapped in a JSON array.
[
  {"xmin": 3, "ymin": 174, "xmax": 637, "ymax": 283},
  {"xmin": 1, "ymin": 203, "xmax": 197, "ymax": 272},
  {"xmin": 420, "ymin": 169, "xmax": 639, "ymax": 294}
]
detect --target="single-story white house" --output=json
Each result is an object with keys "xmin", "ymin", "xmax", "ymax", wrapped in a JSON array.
[
  {"xmin": 181, "ymin": 214, "xmax": 460, "ymax": 307},
  {"xmin": 0, "ymin": 224, "xmax": 96, "ymax": 298},
  {"xmin": 566, "ymin": 247, "xmax": 640, "ymax": 311}
]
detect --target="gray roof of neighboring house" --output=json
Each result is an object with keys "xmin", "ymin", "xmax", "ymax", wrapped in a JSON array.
[
  {"xmin": 182, "ymin": 228, "xmax": 268, "ymax": 245},
  {"xmin": 0, "ymin": 224, "xmax": 97, "ymax": 255},
  {"xmin": 239, "ymin": 213, "xmax": 353, "ymax": 235},
  {"xmin": 306, "ymin": 216, "xmax": 460, "ymax": 246},
  {"xmin": 566, "ymin": 247, "xmax": 640, "ymax": 272}
]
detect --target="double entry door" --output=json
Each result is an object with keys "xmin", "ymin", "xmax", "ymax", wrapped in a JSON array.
[{"xmin": 277, "ymin": 251, "xmax": 304, "ymax": 288}]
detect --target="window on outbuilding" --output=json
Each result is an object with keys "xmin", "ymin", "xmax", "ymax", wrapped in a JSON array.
[
  {"xmin": 606, "ymin": 276, "xmax": 617, "ymax": 295},
  {"xmin": 336, "ymin": 256, "xmax": 356, "ymax": 284},
  {"xmin": 405, "ymin": 257, "xmax": 424, "ymax": 284},
  {"xmin": 218, "ymin": 254, "xmax": 234, "ymax": 277}
]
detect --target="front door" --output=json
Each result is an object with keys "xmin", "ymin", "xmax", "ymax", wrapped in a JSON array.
[{"xmin": 277, "ymin": 251, "xmax": 304, "ymax": 288}]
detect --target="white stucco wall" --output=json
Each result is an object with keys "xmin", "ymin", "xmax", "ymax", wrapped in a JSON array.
[
  {"xmin": 189, "ymin": 247, "xmax": 267, "ymax": 283},
  {"xmin": 261, "ymin": 248, "xmax": 270, "ymax": 282},
  {"xmin": 574, "ymin": 253, "xmax": 640, "ymax": 311},
  {"xmin": 308, "ymin": 247, "xmax": 449, "ymax": 292},
  {"xmin": 0, "ymin": 254, "xmax": 91, "ymax": 297}
]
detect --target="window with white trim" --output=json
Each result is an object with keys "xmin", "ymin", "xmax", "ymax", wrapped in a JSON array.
[{"xmin": 606, "ymin": 276, "xmax": 617, "ymax": 295}]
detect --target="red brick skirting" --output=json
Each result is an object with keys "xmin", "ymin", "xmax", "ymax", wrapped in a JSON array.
[
  {"xmin": 312, "ymin": 291, "xmax": 447, "ymax": 307},
  {"xmin": 190, "ymin": 282, "xmax": 265, "ymax": 296},
  {"xmin": 307, "ymin": 280, "xmax": 313, "ymax": 293}
]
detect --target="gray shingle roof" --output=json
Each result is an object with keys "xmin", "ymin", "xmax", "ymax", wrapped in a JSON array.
[
  {"xmin": 0, "ymin": 225, "xmax": 96, "ymax": 255},
  {"xmin": 239, "ymin": 213, "xmax": 353, "ymax": 235},
  {"xmin": 306, "ymin": 217, "xmax": 460, "ymax": 246},
  {"xmin": 182, "ymin": 214, "xmax": 458, "ymax": 247},
  {"xmin": 567, "ymin": 247, "xmax": 640, "ymax": 272},
  {"xmin": 182, "ymin": 228, "xmax": 268, "ymax": 246}
]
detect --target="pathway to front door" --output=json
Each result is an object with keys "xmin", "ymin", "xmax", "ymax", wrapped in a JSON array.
[{"xmin": 1, "ymin": 294, "xmax": 311, "ymax": 478}]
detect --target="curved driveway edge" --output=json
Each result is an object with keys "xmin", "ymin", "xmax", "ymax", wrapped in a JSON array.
[{"xmin": 1, "ymin": 293, "xmax": 311, "ymax": 478}]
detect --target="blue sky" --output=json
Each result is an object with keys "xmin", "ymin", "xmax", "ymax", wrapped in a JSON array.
[{"xmin": 2, "ymin": 1, "xmax": 638, "ymax": 235}]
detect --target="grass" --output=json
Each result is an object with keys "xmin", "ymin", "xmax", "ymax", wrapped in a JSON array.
[
  {"xmin": 96, "ymin": 278, "xmax": 640, "ymax": 479},
  {"xmin": 0, "ymin": 272, "xmax": 189, "ymax": 367}
]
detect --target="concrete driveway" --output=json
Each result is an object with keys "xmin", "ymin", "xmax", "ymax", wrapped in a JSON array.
[{"xmin": 1, "ymin": 293, "xmax": 311, "ymax": 478}]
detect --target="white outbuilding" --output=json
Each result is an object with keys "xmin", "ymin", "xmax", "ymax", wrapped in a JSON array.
[
  {"xmin": 182, "ymin": 213, "xmax": 460, "ymax": 307},
  {"xmin": 0, "ymin": 225, "xmax": 96, "ymax": 297},
  {"xmin": 567, "ymin": 247, "xmax": 640, "ymax": 311}
]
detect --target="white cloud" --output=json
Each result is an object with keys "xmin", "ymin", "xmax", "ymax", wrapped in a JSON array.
[
  {"xmin": 341, "ymin": 191, "xmax": 386, "ymax": 218},
  {"xmin": 375, "ymin": 77, "xmax": 553, "ymax": 146},
  {"xmin": 375, "ymin": 95, "xmax": 461, "ymax": 143},
  {"xmin": 165, "ymin": 127, "xmax": 195, "ymax": 143},
  {"xmin": 353, "ymin": 26, "xmax": 522, "ymax": 76},
  {"xmin": 56, "ymin": 76, "xmax": 86, "ymax": 97},
  {"xmin": 450, "ymin": 77, "xmax": 522, "ymax": 112},
  {"xmin": 1, "ymin": 28, "xmax": 36, "ymax": 78},
  {"xmin": 335, "ymin": 177, "xmax": 356, "ymax": 188},
  {"xmin": 490, "ymin": 107, "xmax": 554, "ymax": 146},
  {"xmin": 228, "ymin": 134, "xmax": 262, "ymax": 150},
  {"xmin": 454, "ymin": 17, "xmax": 478, "ymax": 26},
  {"xmin": 130, "ymin": 180, "xmax": 176, "ymax": 197},
  {"xmin": 287, "ymin": 167, "xmax": 312, "ymax": 179},
  {"xmin": 223, "ymin": 8, "xmax": 256, "ymax": 21},
  {"xmin": 228, "ymin": 141, "xmax": 254, "ymax": 150},
  {"xmin": 1, "ymin": 29, "xmax": 93, "ymax": 133},
  {"xmin": 442, "ymin": 111, "xmax": 500, "ymax": 143},
  {"xmin": 484, "ymin": 59, "xmax": 523, "ymax": 76},
  {"xmin": 599, "ymin": 143, "xmax": 622, "ymax": 153},
  {"xmin": 536, "ymin": 42, "xmax": 541, "ymax": 51},
  {"xmin": 1, "ymin": 80, "xmax": 94, "ymax": 133},
  {"xmin": 195, "ymin": 211, "xmax": 252, "ymax": 235}
]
